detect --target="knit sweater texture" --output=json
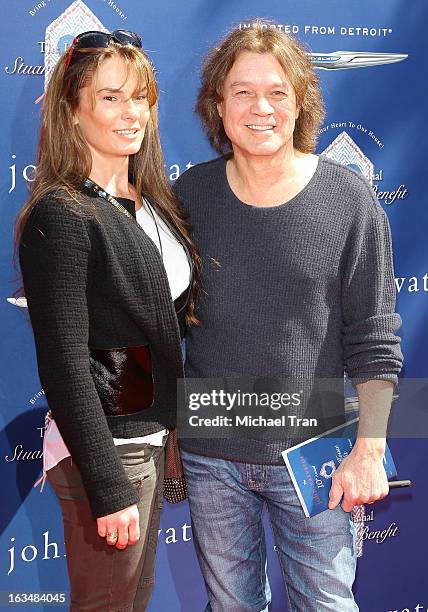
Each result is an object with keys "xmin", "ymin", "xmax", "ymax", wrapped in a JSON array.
[
  {"xmin": 19, "ymin": 188, "xmax": 188, "ymax": 518},
  {"xmin": 174, "ymin": 155, "xmax": 403, "ymax": 464}
]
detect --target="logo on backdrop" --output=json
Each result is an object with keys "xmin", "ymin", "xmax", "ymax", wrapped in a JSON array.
[
  {"xmin": 4, "ymin": 391, "xmax": 45, "ymax": 464},
  {"xmin": 4, "ymin": 1, "xmax": 105, "ymax": 84},
  {"xmin": 44, "ymin": 0, "xmax": 107, "ymax": 91},
  {"xmin": 25, "ymin": 0, "xmax": 128, "ymax": 20},
  {"xmin": 4, "ymin": 522, "xmax": 193, "ymax": 575},
  {"xmin": 322, "ymin": 130, "xmax": 374, "ymax": 182},
  {"xmin": 311, "ymin": 51, "xmax": 407, "ymax": 70},
  {"xmin": 8, "ymin": 153, "xmax": 194, "ymax": 193},
  {"xmin": 321, "ymin": 128, "xmax": 408, "ymax": 205},
  {"xmin": 238, "ymin": 23, "xmax": 408, "ymax": 70},
  {"xmin": 352, "ymin": 507, "xmax": 400, "ymax": 557},
  {"xmin": 5, "ymin": 0, "xmax": 130, "ymax": 104},
  {"xmin": 240, "ymin": 21, "xmax": 400, "ymax": 39},
  {"xmin": 7, "ymin": 297, "xmax": 27, "ymax": 308}
]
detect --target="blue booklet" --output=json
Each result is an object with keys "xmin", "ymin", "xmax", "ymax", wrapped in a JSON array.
[{"xmin": 282, "ymin": 416, "xmax": 397, "ymax": 517}]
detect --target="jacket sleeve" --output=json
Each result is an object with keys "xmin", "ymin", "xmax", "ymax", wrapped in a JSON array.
[
  {"xmin": 19, "ymin": 198, "xmax": 139, "ymax": 518},
  {"xmin": 341, "ymin": 192, "xmax": 403, "ymax": 386}
]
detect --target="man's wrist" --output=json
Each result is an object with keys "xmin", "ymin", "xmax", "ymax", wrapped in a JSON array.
[{"xmin": 353, "ymin": 437, "xmax": 386, "ymax": 459}]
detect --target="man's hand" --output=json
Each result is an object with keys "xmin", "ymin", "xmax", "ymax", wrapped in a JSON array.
[
  {"xmin": 328, "ymin": 378, "xmax": 394, "ymax": 512},
  {"xmin": 97, "ymin": 504, "xmax": 140, "ymax": 550},
  {"xmin": 328, "ymin": 442, "xmax": 389, "ymax": 512}
]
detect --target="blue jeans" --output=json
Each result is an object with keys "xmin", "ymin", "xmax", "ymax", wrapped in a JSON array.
[{"xmin": 182, "ymin": 450, "xmax": 358, "ymax": 612}]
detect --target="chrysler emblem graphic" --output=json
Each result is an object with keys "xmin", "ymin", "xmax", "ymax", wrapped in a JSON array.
[{"xmin": 311, "ymin": 51, "xmax": 408, "ymax": 70}]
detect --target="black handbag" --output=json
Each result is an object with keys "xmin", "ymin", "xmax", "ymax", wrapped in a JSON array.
[{"xmin": 163, "ymin": 428, "xmax": 187, "ymax": 503}]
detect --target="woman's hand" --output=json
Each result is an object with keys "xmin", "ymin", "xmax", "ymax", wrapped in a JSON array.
[{"xmin": 97, "ymin": 504, "xmax": 140, "ymax": 550}]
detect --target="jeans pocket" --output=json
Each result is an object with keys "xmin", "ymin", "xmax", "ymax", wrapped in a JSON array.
[
  {"xmin": 120, "ymin": 447, "xmax": 158, "ymax": 487},
  {"xmin": 130, "ymin": 472, "xmax": 155, "ymax": 495}
]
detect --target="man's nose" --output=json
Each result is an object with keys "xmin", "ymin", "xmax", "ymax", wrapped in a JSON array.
[{"xmin": 251, "ymin": 95, "xmax": 274, "ymax": 115}]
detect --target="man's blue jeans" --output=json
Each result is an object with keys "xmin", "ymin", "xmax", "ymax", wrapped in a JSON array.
[{"xmin": 182, "ymin": 450, "xmax": 358, "ymax": 612}]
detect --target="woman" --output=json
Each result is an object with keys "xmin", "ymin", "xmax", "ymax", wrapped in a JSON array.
[{"xmin": 15, "ymin": 29, "xmax": 198, "ymax": 611}]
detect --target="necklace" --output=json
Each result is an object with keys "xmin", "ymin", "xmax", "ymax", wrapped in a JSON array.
[
  {"xmin": 143, "ymin": 198, "xmax": 164, "ymax": 260},
  {"xmin": 84, "ymin": 178, "xmax": 138, "ymax": 224},
  {"xmin": 84, "ymin": 178, "xmax": 164, "ymax": 260}
]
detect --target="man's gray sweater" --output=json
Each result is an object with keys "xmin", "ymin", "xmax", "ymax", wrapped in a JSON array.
[{"xmin": 174, "ymin": 155, "xmax": 403, "ymax": 464}]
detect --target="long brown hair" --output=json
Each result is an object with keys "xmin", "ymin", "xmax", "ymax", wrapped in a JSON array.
[
  {"xmin": 14, "ymin": 40, "xmax": 200, "ymax": 324},
  {"xmin": 196, "ymin": 19, "xmax": 325, "ymax": 155}
]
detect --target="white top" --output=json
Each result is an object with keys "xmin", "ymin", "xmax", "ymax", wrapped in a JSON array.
[
  {"xmin": 40, "ymin": 199, "xmax": 190, "ymax": 476},
  {"xmin": 136, "ymin": 199, "xmax": 191, "ymax": 301}
]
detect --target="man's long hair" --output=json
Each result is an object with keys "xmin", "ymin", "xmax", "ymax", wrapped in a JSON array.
[{"xmin": 196, "ymin": 19, "xmax": 325, "ymax": 156}]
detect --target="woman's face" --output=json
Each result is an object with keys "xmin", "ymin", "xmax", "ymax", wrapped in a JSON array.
[{"xmin": 74, "ymin": 55, "xmax": 150, "ymax": 166}]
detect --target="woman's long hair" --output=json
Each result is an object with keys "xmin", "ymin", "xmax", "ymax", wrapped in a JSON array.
[{"xmin": 14, "ymin": 41, "xmax": 200, "ymax": 324}]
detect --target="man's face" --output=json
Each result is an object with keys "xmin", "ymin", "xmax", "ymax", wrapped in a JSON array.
[{"xmin": 217, "ymin": 51, "xmax": 299, "ymax": 159}]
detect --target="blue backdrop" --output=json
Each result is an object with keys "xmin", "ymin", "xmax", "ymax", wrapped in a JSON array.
[{"xmin": 1, "ymin": 1, "xmax": 427, "ymax": 611}]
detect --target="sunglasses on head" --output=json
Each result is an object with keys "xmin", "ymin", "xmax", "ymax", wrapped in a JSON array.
[{"xmin": 64, "ymin": 29, "xmax": 143, "ymax": 73}]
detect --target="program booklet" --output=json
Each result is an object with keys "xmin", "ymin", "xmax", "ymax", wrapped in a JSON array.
[{"xmin": 282, "ymin": 412, "xmax": 397, "ymax": 518}]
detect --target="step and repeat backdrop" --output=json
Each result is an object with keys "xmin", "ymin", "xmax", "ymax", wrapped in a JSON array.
[{"xmin": 1, "ymin": 1, "xmax": 427, "ymax": 611}]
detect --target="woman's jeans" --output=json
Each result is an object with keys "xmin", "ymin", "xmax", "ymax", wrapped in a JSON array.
[
  {"xmin": 47, "ymin": 441, "xmax": 165, "ymax": 612},
  {"xmin": 182, "ymin": 450, "xmax": 358, "ymax": 612}
]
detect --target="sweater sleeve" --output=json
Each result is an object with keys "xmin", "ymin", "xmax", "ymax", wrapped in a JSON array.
[
  {"xmin": 341, "ymin": 192, "xmax": 403, "ymax": 386},
  {"xmin": 19, "ymin": 198, "xmax": 139, "ymax": 519}
]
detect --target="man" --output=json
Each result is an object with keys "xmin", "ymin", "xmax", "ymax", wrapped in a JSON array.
[{"xmin": 174, "ymin": 22, "xmax": 402, "ymax": 612}]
